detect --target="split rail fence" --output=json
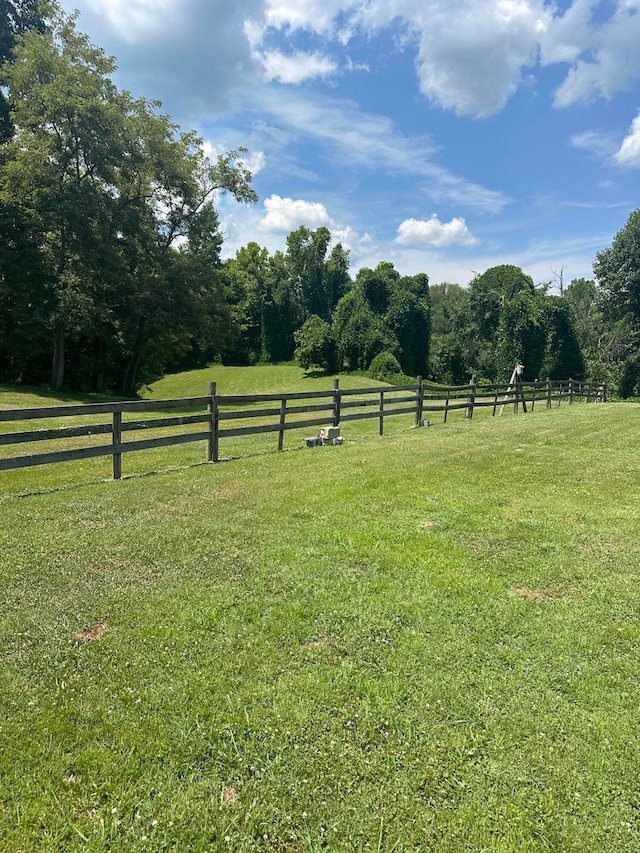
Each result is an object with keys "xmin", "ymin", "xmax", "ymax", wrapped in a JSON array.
[{"xmin": 0, "ymin": 377, "xmax": 606, "ymax": 480}]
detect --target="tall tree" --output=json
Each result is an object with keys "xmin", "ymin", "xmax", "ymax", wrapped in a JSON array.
[
  {"xmin": 593, "ymin": 209, "xmax": 640, "ymax": 394},
  {"xmin": 1, "ymin": 3, "xmax": 256, "ymax": 391},
  {"xmin": 0, "ymin": 0, "xmax": 45, "ymax": 141}
]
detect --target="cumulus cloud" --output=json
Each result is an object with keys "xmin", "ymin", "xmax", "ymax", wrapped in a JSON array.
[
  {"xmin": 396, "ymin": 215, "xmax": 479, "ymax": 248},
  {"xmin": 412, "ymin": 0, "xmax": 549, "ymax": 118},
  {"xmin": 258, "ymin": 50, "xmax": 338, "ymax": 84},
  {"xmin": 259, "ymin": 195, "xmax": 333, "ymax": 232},
  {"xmin": 551, "ymin": 2, "xmax": 640, "ymax": 107},
  {"xmin": 614, "ymin": 113, "xmax": 640, "ymax": 167},
  {"xmin": 60, "ymin": 0, "xmax": 265, "ymax": 119}
]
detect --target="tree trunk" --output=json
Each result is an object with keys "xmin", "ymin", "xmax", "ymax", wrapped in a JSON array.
[
  {"xmin": 92, "ymin": 337, "xmax": 105, "ymax": 393},
  {"xmin": 51, "ymin": 319, "xmax": 65, "ymax": 390},
  {"xmin": 122, "ymin": 316, "xmax": 146, "ymax": 394}
]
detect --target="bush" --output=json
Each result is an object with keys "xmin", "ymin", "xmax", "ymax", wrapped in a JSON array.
[{"xmin": 368, "ymin": 352, "xmax": 413, "ymax": 385}]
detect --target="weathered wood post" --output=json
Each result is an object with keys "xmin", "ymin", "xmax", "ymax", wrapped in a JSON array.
[
  {"xmin": 492, "ymin": 384, "xmax": 499, "ymax": 416},
  {"xmin": 568, "ymin": 377, "xmax": 574, "ymax": 405},
  {"xmin": 332, "ymin": 378, "xmax": 341, "ymax": 428},
  {"xmin": 207, "ymin": 381, "xmax": 219, "ymax": 463},
  {"xmin": 379, "ymin": 388, "xmax": 385, "ymax": 436},
  {"xmin": 277, "ymin": 398, "xmax": 287, "ymax": 452},
  {"xmin": 415, "ymin": 375, "xmax": 424, "ymax": 427},
  {"xmin": 531, "ymin": 380, "xmax": 537, "ymax": 412},
  {"xmin": 516, "ymin": 377, "xmax": 528, "ymax": 414},
  {"xmin": 465, "ymin": 375, "xmax": 477, "ymax": 420},
  {"xmin": 546, "ymin": 377, "xmax": 552, "ymax": 409},
  {"xmin": 444, "ymin": 388, "xmax": 450, "ymax": 423},
  {"xmin": 112, "ymin": 409, "xmax": 122, "ymax": 480}
]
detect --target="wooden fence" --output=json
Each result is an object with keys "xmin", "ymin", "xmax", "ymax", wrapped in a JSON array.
[{"xmin": 0, "ymin": 376, "xmax": 606, "ymax": 480}]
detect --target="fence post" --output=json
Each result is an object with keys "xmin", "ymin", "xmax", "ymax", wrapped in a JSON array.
[
  {"xmin": 112, "ymin": 409, "xmax": 122, "ymax": 480},
  {"xmin": 516, "ymin": 377, "xmax": 528, "ymax": 414},
  {"xmin": 207, "ymin": 381, "xmax": 219, "ymax": 463},
  {"xmin": 568, "ymin": 378, "xmax": 574, "ymax": 405},
  {"xmin": 546, "ymin": 377, "xmax": 551, "ymax": 409},
  {"xmin": 586, "ymin": 381, "xmax": 592, "ymax": 404},
  {"xmin": 332, "ymin": 378, "xmax": 341, "ymax": 428},
  {"xmin": 601, "ymin": 382, "xmax": 607, "ymax": 403},
  {"xmin": 444, "ymin": 388, "xmax": 450, "ymax": 423},
  {"xmin": 415, "ymin": 375, "xmax": 424, "ymax": 427},
  {"xmin": 492, "ymin": 385, "xmax": 499, "ymax": 416},
  {"xmin": 379, "ymin": 389, "xmax": 385, "ymax": 435},
  {"xmin": 465, "ymin": 375, "xmax": 477, "ymax": 420},
  {"xmin": 277, "ymin": 398, "xmax": 287, "ymax": 452},
  {"xmin": 531, "ymin": 380, "xmax": 537, "ymax": 412}
]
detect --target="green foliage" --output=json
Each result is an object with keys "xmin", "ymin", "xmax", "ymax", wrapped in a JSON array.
[
  {"xmin": 0, "ymin": 3, "xmax": 257, "ymax": 392},
  {"xmin": 332, "ymin": 289, "xmax": 395, "ymax": 371},
  {"xmin": 294, "ymin": 314, "xmax": 337, "ymax": 373},
  {"xmin": 595, "ymin": 209, "xmax": 640, "ymax": 328},
  {"xmin": 368, "ymin": 351, "xmax": 402, "ymax": 381}
]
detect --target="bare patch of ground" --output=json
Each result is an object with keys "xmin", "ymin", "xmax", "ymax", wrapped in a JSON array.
[{"xmin": 72, "ymin": 617, "xmax": 109, "ymax": 643}]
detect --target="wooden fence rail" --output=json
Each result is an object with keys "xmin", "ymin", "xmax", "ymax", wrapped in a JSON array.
[{"xmin": 0, "ymin": 377, "xmax": 607, "ymax": 479}]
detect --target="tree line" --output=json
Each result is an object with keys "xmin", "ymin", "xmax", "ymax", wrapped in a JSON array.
[{"xmin": 2, "ymin": 2, "xmax": 640, "ymax": 397}]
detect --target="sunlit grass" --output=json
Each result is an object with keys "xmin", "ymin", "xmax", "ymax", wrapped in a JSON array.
[{"xmin": 1, "ymin": 372, "xmax": 639, "ymax": 851}]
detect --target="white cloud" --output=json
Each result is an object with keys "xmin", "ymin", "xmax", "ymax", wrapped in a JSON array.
[
  {"xmin": 258, "ymin": 50, "xmax": 338, "ymax": 84},
  {"xmin": 396, "ymin": 215, "xmax": 479, "ymax": 247},
  {"xmin": 263, "ymin": 0, "xmax": 352, "ymax": 35},
  {"xmin": 614, "ymin": 113, "xmax": 640, "ymax": 168},
  {"xmin": 412, "ymin": 0, "xmax": 549, "ymax": 118},
  {"xmin": 259, "ymin": 195, "xmax": 333, "ymax": 232},
  {"xmin": 569, "ymin": 129, "xmax": 619, "ymax": 160},
  {"xmin": 551, "ymin": 2, "xmax": 640, "ymax": 107}
]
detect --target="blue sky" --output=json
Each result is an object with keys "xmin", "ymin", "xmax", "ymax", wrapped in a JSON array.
[{"xmin": 59, "ymin": 0, "xmax": 640, "ymax": 289}]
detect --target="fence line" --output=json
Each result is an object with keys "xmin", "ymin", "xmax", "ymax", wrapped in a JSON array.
[{"xmin": 0, "ymin": 377, "xmax": 607, "ymax": 479}]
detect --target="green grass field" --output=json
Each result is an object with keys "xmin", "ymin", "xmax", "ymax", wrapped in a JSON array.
[{"xmin": 1, "ymin": 368, "xmax": 640, "ymax": 851}]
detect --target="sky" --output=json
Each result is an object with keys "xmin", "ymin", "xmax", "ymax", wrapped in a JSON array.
[{"xmin": 57, "ymin": 0, "xmax": 640, "ymax": 289}]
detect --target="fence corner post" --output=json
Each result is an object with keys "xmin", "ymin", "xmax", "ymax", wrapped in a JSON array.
[
  {"xmin": 546, "ymin": 377, "xmax": 552, "ymax": 409},
  {"xmin": 415, "ymin": 375, "xmax": 424, "ymax": 427},
  {"xmin": 465, "ymin": 374, "xmax": 477, "ymax": 420},
  {"xmin": 207, "ymin": 381, "xmax": 218, "ymax": 463},
  {"xmin": 333, "ymin": 377, "xmax": 341, "ymax": 428}
]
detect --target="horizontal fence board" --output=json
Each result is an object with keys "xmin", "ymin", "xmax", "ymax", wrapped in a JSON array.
[
  {"xmin": 341, "ymin": 398, "xmax": 381, "ymax": 411},
  {"xmin": 0, "ymin": 422, "xmax": 113, "ymax": 445},
  {"xmin": 218, "ymin": 416, "xmax": 329, "ymax": 439},
  {"xmin": 122, "ymin": 414, "xmax": 210, "ymax": 431},
  {"xmin": 218, "ymin": 406, "xmax": 281, "ymax": 421},
  {"xmin": 216, "ymin": 390, "xmax": 332, "ymax": 405},
  {"xmin": 0, "ymin": 430, "xmax": 210, "ymax": 471},
  {"xmin": 0, "ymin": 397, "xmax": 210, "ymax": 422},
  {"xmin": 340, "ymin": 410, "xmax": 382, "ymax": 423},
  {"xmin": 285, "ymin": 403, "xmax": 334, "ymax": 416},
  {"xmin": 339, "ymin": 384, "xmax": 416, "ymax": 397}
]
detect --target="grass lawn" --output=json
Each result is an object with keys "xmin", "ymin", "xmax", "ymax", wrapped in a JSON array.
[{"xmin": 1, "ymin": 371, "xmax": 640, "ymax": 851}]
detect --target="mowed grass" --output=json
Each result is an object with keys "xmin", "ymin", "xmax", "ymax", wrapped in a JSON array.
[{"xmin": 1, "ymin": 371, "xmax": 640, "ymax": 851}]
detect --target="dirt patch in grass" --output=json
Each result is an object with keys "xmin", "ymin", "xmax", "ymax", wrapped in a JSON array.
[
  {"xmin": 72, "ymin": 617, "xmax": 109, "ymax": 643},
  {"xmin": 419, "ymin": 519, "xmax": 435, "ymax": 529},
  {"xmin": 513, "ymin": 586, "xmax": 571, "ymax": 601},
  {"xmin": 222, "ymin": 787, "xmax": 239, "ymax": 808}
]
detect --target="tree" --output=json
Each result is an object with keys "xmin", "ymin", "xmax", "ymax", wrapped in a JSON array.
[
  {"xmin": 0, "ymin": 0, "xmax": 45, "ymax": 141},
  {"xmin": 594, "ymin": 209, "xmax": 640, "ymax": 394},
  {"xmin": 1, "ymin": 3, "xmax": 257, "ymax": 391},
  {"xmin": 294, "ymin": 314, "xmax": 337, "ymax": 373},
  {"xmin": 595, "ymin": 209, "xmax": 640, "ymax": 330},
  {"xmin": 286, "ymin": 225, "xmax": 333, "ymax": 320}
]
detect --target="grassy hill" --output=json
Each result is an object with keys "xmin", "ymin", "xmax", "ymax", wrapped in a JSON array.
[{"xmin": 1, "ymin": 370, "xmax": 640, "ymax": 850}]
